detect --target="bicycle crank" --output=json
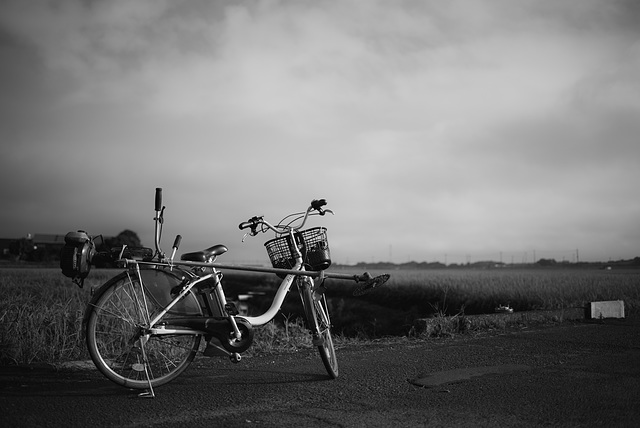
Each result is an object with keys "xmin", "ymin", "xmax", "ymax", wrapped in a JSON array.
[{"xmin": 168, "ymin": 316, "xmax": 254, "ymax": 353}]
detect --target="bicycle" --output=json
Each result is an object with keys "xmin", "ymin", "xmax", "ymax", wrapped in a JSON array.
[{"xmin": 65, "ymin": 188, "xmax": 389, "ymax": 397}]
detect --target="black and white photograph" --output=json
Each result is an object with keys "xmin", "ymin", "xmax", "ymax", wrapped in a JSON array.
[{"xmin": 1, "ymin": 1, "xmax": 639, "ymax": 426}]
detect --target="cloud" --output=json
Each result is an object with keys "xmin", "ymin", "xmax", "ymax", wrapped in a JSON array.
[{"xmin": 1, "ymin": 0, "xmax": 639, "ymax": 263}]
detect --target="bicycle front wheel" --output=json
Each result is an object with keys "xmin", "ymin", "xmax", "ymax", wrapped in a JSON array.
[
  {"xmin": 85, "ymin": 270, "xmax": 202, "ymax": 389},
  {"xmin": 301, "ymin": 282, "xmax": 338, "ymax": 379}
]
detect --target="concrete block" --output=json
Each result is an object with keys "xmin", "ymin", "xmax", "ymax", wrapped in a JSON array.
[{"xmin": 589, "ymin": 300, "xmax": 625, "ymax": 319}]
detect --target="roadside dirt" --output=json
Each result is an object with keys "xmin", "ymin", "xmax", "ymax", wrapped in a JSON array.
[{"xmin": 1, "ymin": 317, "xmax": 639, "ymax": 427}]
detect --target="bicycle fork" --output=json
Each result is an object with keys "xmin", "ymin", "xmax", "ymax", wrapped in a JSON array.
[
  {"xmin": 286, "ymin": 231, "xmax": 328, "ymax": 347},
  {"xmin": 298, "ymin": 276, "xmax": 327, "ymax": 347}
]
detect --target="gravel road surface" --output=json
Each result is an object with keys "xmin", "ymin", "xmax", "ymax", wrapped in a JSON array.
[{"xmin": 1, "ymin": 317, "xmax": 638, "ymax": 427}]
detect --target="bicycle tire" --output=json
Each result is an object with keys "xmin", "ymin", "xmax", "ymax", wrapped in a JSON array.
[
  {"xmin": 300, "ymin": 281, "xmax": 338, "ymax": 379},
  {"xmin": 85, "ymin": 269, "xmax": 202, "ymax": 389}
]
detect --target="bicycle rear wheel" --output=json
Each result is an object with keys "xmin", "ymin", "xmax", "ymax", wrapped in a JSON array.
[
  {"xmin": 85, "ymin": 270, "xmax": 202, "ymax": 389},
  {"xmin": 300, "ymin": 280, "xmax": 338, "ymax": 379}
]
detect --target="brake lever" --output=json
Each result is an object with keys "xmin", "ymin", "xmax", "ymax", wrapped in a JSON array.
[
  {"xmin": 155, "ymin": 206, "xmax": 166, "ymax": 224},
  {"xmin": 314, "ymin": 208, "xmax": 334, "ymax": 216},
  {"xmin": 241, "ymin": 224, "xmax": 260, "ymax": 242}
]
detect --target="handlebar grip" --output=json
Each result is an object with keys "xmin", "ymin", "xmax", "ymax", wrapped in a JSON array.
[
  {"xmin": 172, "ymin": 234, "xmax": 182, "ymax": 249},
  {"xmin": 239, "ymin": 216, "xmax": 263, "ymax": 230},
  {"xmin": 155, "ymin": 188, "xmax": 163, "ymax": 211},
  {"xmin": 311, "ymin": 199, "xmax": 327, "ymax": 210}
]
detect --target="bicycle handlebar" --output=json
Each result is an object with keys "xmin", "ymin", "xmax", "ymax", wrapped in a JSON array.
[
  {"xmin": 238, "ymin": 216, "xmax": 263, "ymax": 231},
  {"xmin": 238, "ymin": 199, "xmax": 332, "ymax": 237}
]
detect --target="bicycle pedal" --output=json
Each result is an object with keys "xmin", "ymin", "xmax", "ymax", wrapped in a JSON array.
[
  {"xmin": 203, "ymin": 338, "xmax": 229, "ymax": 357},
  {"xmin": 225, "ymin": 303, "xmax": 239, "ymax": 316},
  {"xmin": 312, "ymin": 335, "xmax": 324, "ymax": 347}
]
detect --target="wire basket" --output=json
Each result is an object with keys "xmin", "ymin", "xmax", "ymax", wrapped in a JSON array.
[{"xmin": 264, "ymin": 227, "xmax": 331, "ymax": 275}]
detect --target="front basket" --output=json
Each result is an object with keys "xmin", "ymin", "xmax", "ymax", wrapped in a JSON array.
[{"xmin": 264, "ymin": 227, "xmax": 331, "ymax": 272}]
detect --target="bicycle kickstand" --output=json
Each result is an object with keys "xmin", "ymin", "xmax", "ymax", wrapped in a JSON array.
[
  {"xmin": 137, "ymin": 336, "xmax": 156, "ymax": 399},
  {"xmin": 203, "ymin": 338, "xmax": 242, "ymax": 363}
]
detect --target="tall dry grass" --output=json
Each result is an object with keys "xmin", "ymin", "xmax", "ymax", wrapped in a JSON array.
[
  {"xmin": 2, "ymin": 266, "xmax": 639, "ymax": 365},
  {"xmin": 0, "ymin": 269, "xmax": 112, "ymax": 365},
  {"xmin": 0, "ymin": 268, "xmax": 323, "ymax": 365},
  {"xmin": 336, "ymin": 267, "xmax": 640, "ymax": 314}
]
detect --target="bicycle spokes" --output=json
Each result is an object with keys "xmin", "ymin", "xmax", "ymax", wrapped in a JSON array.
[{"xmin": 86, "ymin": 272, "xmax": 201, "ymax": 391}]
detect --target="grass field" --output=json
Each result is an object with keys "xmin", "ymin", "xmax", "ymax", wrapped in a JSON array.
[
  {"xmin": 320, "ymin": 267, "xmax": 640, "ymax": 337},
  {"xmin": 1, "ymin": 266, "xmax": 638, "ymax": 365}
]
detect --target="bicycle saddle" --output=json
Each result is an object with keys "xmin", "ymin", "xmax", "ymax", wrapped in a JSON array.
[{"xmin": 180, "ymin": 244, "xmax": 228, "ymax": 262}]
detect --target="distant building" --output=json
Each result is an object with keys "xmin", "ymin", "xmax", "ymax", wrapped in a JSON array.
[
  {"xmin": 1, "ymin": 232, "xmax": 115, "ymax": 261},
  {"xmin": 0, "ymin": 233, "xmax": 67, "ymax": 261},
  {"xmin": 0, "ymin": 238, "xmax": 14, "ymax": 258},
  {"xmin": 31, "ymin": 233, "xmax": 66, "ymax": 249}
]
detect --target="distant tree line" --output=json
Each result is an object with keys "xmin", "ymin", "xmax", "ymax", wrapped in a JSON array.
[
  {"xmin": 337, "ymin": 256, "xmax": 640, "ymax": 270},
  {"xmin": 3, "ymin": 230, "xmax": 142, "ymax": 263},
  {"xmin": 101, "ymin": 230, "xmax": 142, "ymax": 251}
]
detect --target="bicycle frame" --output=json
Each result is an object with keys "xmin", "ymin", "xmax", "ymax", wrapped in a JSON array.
[
  {"xmin": 122, "ymin": 258, "xmax": 306, "ymax": 332},
  {"xmin": 120, "ymin": 252, "xmax": 377, "ymax": 331}
]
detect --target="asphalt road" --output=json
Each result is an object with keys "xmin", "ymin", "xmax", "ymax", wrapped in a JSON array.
[{"xmin": 1, "ymin": 317, "xmax": 639, "ymax": 427}]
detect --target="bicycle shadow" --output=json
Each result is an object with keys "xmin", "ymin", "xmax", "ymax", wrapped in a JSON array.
[
  {"xmin": 0, "ymin": 360, "xmax": 333, "ymax": 399},
  {"xmin": 177, "ymin": 365, "xmax": 331, "ymax": 386}
]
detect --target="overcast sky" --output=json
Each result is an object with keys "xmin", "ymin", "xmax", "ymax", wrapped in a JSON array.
[{"xmin": 1, "ymin": 0, "xmax": 639, "ymax": 265}]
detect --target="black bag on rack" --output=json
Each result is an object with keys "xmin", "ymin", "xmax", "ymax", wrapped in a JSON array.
[{"xmin": 60, "ymin": 230, "xmax": 96, "ymax": 286}]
